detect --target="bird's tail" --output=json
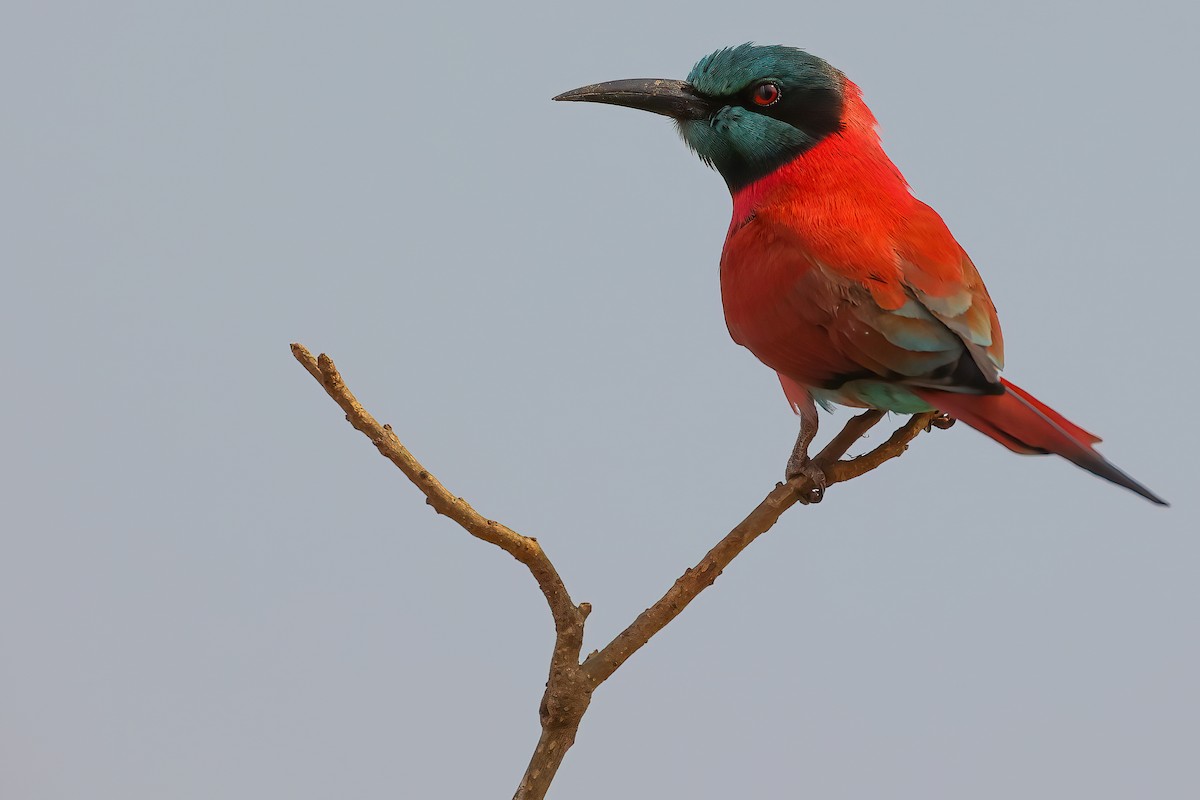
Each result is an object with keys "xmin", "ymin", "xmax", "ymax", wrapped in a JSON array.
[{"xmin": 916, "ymin": 379, "xmax": 1167, "ymax": 506}]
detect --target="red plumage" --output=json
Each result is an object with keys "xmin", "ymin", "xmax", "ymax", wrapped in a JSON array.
[
  {"xmin": 554, "ymin": 52, "xmax": 1164, "ymax": 504},
  {"xmin": 721, "ymin": 80, "xmax": 1165, "ymax": 504}
]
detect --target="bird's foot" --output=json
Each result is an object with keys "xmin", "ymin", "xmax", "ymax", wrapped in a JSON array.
[
  {"xmin": 786, "ymin": 456, "xmax": 827, "ymax": 505},
  {"xmin": 927, "ymin": 412, "xmax": 956, "ymax": 431}
]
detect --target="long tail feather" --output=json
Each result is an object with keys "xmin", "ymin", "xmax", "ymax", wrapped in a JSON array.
[{"xmin": 916, "ymin": 381, "xmax": 1168, "ymax": 506}]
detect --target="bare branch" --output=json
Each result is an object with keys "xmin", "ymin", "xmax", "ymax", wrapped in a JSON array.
[
  {"xmin": 291, "ymin": 344, "xmax": 594, "ymax": 799},
  {"xmin": 579, "ymin": 409, "xmax": 934, "ymax": 684},
  {"xmin": 290, "ymin": 344, "xmax": 939, "ymax": 800},
  {"xmin": 816, "ymin": 409, "xmax": 885, "ymax": 461},
  {"xmin": 826, "ymin": 412, "xmax": 937, "ymax": 484},
  {"xmin": 291, "ymin": 344, "xmax": 582, "ymax": 632}
]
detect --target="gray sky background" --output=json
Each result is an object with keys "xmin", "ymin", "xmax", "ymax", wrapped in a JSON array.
[{"xmin": 3, "ymin": 1, "xmax": 1197, "ymax": 797}]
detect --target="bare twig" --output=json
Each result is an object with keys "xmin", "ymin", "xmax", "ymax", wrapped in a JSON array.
[
  {"xmin": 826, "ymin": 412, "xmax": 937, "ymax": 484},
  {"xmin": 290, "ymin": 344, "xmax": 938, "ymax": 800},
  {"xmin": 580, "ymin": 409, "xmax": 935, "ymax": 684}
]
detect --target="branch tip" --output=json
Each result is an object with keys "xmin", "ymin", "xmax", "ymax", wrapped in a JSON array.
[{"xmin": 290, "ymin": 343, "xmax": 323, "ymax": 382}]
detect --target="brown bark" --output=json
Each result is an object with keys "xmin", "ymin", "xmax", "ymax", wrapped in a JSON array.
[{"xmin": 290, "ymin": 343, "xmax": 939, "ymax": 799}]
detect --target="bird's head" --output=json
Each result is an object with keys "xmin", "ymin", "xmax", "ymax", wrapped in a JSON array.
[{"xmin": 555, "ymin": 44, "xmax": 846, "ymax": 191}]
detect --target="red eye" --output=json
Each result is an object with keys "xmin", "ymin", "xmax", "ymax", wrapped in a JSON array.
[{"xmin": 752, "ymin": 82, "xmax": 780, "ymax": 106}]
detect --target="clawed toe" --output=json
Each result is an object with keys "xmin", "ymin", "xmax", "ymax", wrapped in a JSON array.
[
  {"xmin": 928, "ymin": 412, "xmax": 956, "ymax": 431},
  {"xmin": 786, "ymin": 459, "xmax": 827, "ymax": 504},
  {"xmin": 786, "ymin": 402, "xmax": 826, "ymax": 503}
]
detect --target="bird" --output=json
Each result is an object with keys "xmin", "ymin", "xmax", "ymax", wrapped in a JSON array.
[{"xmin": 555, "ymin": 43, "xmax": 1167, "ymax": 506}]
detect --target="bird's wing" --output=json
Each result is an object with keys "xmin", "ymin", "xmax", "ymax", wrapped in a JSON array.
[
  {"xmin": 815, "ymin": 199, "xmax": 1006, "ymax": 394},
  {"xmin": 895, "ymin": 200, "xmax": 1005, "ymax": 379}
]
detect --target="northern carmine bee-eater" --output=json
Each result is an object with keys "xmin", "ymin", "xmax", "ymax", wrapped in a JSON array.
[{"xmin": 556, "ymin": 43, "xmax": 1166, "ymax": 505}]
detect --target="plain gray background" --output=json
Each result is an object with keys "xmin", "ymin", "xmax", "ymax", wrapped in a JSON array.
[{"xmin": 3, "ymin": 1, "xmax": 1197, "ymax": 797}]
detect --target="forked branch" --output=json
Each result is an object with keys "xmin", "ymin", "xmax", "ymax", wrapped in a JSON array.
[{"xmin": 290, "ymin": 343, "xmax": 937, "ymax": 800}]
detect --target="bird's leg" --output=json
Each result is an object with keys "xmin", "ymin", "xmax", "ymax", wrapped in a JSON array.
[
  {"xmin": 785, "ymin": 396, "xmax": 826, "ymax": 504},
  {"xmin": 927, "ymin": 412, "xmax": 956, "ymax": 430}
]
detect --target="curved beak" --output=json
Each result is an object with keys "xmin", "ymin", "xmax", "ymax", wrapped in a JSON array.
[{"xmin": 553, "ymin": 79, "xmax": 712, "ymax": 121}]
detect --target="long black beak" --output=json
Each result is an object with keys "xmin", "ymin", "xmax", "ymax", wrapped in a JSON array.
[{"xmin": 553, "ymin": 79, "xmax": 712, "ymax": 121}]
